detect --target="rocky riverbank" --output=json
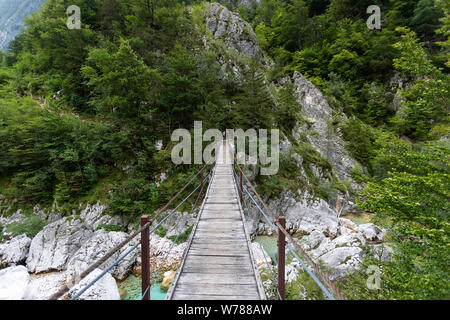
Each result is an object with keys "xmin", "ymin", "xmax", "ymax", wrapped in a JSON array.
[{"xmin": 0, "ymin": 202, "xmax": 191, "ymax": 300}]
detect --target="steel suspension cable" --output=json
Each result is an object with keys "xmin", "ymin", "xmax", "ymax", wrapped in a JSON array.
[
  {"xmin": 235, "ymin": 162, "xmax": 345, "ymax": 300},
  {"xmin": 49, "ymin": 164, "xmax": 209, "ymax": 300},
  {"xmin": 240, "ymin": 181, "xmax": 335, "ymax": 300},
  {"xmin": 233, "ymin": 169, "xmax": 282, "ymax": 300},
  {"xmin": 140, "ymin": 171, "xmax": 211, "ymax": 299}
]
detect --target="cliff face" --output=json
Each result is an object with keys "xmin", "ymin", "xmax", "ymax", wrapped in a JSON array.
[
  {"xmin": 0, "ymin": 0, "xmax": 44, "ymax": 51},
  {"xmin": 203, "ymin": 3, "xmax": 386, "ymax": 282}
]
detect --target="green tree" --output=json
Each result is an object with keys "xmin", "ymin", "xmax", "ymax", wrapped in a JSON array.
[
  {"xmin": 391, "ymin": 27, "xmax": 450, "ymax": 140},
  {"xmin": 82, "ymin": 39, "xmax": 157, "ymax": 124}
]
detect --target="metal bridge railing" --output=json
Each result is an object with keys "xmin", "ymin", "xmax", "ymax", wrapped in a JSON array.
[
  {"xmin": 49, "ymin": 165, "xmax": 211, "ymax": 300},
  {"xmin": 233, "ymin": 160, "xmax": 346, "ymax": 300}
]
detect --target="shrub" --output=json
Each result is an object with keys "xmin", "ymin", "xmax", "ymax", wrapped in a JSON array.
[
  {"xmin": 96, "ymin": 224, "xmax": 127, "ymax": 232},
  {"xmin": 168, "ymin": 225, "xmax": 193, "ymax": 244},
  {"xmin": 6, "ymin": 216, "xmax": 47, "ymax": 238}
]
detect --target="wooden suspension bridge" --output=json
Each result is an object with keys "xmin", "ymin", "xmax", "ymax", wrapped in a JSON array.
[
  {"xmin": 166, "ymin": 141, "xmax": 265, "ymax": 300},
  {"xmin": 49, "ymin": 139, "xmax": 344, "ymax": 301}
]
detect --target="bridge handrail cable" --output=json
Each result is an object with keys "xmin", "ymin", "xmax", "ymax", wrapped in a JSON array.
[
  {"xmin": 49, "ymin": 164, "xmax": 211, "ymax": 300},
  {"xmin": 233, "ymin": 159, "xmax": 346, "ymax": 300}
]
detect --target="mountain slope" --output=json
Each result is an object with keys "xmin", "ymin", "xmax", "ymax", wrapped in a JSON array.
[{"xmin": 0, "ymin": 0, "xmax": 44, "ymax": 51}]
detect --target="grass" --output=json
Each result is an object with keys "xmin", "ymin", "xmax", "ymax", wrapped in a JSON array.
[
  {"xmin": 168, "ymin": 225, "xmax": 193, "ymax": 244},
  {"xmin": 344, "ymin": 211, "xmax": 375, "ymax": 226}
]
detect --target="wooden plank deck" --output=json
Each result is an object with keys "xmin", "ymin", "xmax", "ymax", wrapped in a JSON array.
[{"xmin": 166, "ymin": 141, "xmax": 265, "ymax": 300}]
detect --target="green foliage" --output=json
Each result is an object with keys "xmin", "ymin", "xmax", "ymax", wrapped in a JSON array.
[
  {"xmin": 409, "ymin": 0, "xmax": 445, "ymax": 41},
  {"xmin": 168, "ymin": 225, "xmax": 193, "ymax": 244},
  {"xmin": 6, "ymin": 216, "xmax": 47, "ymax": 238},
  {"xmin": 154, "ymin": 225, "xmax": 168, "ymax": 237},
  {"xmin": 391, "ymin": 27, "xmax": 450, "ymax": 140},
  {"xmin": 0, "ymin": 99, "xmax": 133, "ymax": 206},
  {"xmin": 341, "ymin": 118, "xmax": 377, "ymax": 169},
  {"xmin": 343, "ymin": 139, "xmax": 450, "ymax": 299},
  {"xmin": 81, "ymin": 39, "xmax": 157, "ymax": 124}
]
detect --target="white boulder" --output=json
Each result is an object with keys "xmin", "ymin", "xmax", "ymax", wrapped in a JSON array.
[
  {"xmin": 358, "ymin": 223, "xmax": 385, "ymax": 242},
  {"xmin": 23, "ymin": 271, "xmax": 66, "ymax": 300},
  {"xmin": 145, "ymin": 234, "xmax": 187, "ymax": 270},
  {"xmin": 66, "ymin": 229, "xmax": 138, "ymax": 281},
  {"xmin": 26, "ymin": 217, "xmax": 93, "ymax": 273},
  {"xmin": 68, "ymin": 268, "xmax": 120, "ymax": 300},
  {"xmin": 0, "ymin": 234, "xmax": 31, "ymax": 266},
  {"xmin": 319, "ymin": 247, "xmax": 364, "ymax": 281},
  {"xmin": 79, "ymin": 202, "xmax": 125, "ymax": 231},
  {"xmin": 0, "ymin": 265, "xmax": 30, "ymax": 300},
  {"xmin": 276, "ymin": 194, "xmax": 340, "ymax": 238},
  {"xmin": 285, "ymin": 261, "xmax": 301, "ymax": 284}
]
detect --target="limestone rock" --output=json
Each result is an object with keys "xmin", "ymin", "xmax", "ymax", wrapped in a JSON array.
[
  {"xmin": 161, "ymin": 270, "xmax": 176, "ymax": 291},
  {"xmin": 271, "ymin": 193, "xmax": 340, "ymax": 238},
  {"xmin": 23, "ymin": 271, "xmax": 66, "ymax": 300},
  {"xmin": 358, "ymin": 223, "xmax": 385, "ymax": 242},
  {"xmin": 301, "ymin": 230, "xmax": 326, "ymax": 251},
  {"xmin": 160, "ymin": 211, "xmax": 196, "ymax": 238},
  {"xmin": 146, "ymin": 234, "xmax": 187, "ymax": 270},
  {"xmin": 338, "ymin": 217, "xmax": 358, "ymax": 235},
  {"xmin": 67, "ymin": 229, "xmax": 138, "ymax": 281},
  {"xmin": 285, "ymin": 261, "xmax": 301, "ymax": 284},
  {"xmin": 302, "ymin": 231, "xmax": 367, "ymax": 280},
  {"xmin": 291, "ymin": 71, "xmax": 359, "ymax": 185},
  {"xmin": 26, "ymin": 217, "xmax": 94, "ymax": 273},
  {"xmin": 206, "ymin": 3, "xmax": 264, "ymax": 61},
  {"xmin": 68, "ymin": 268, "xmax": 120, "ymax": 300},
  {"xmin": 79, "ymin": 202, "xmax": 125, "ymax": 231},
  {"xmin": 0, "ymin": 234, "xmax": 31, "ymax": 266},
  {"xmin": 0, "ymin": 265, "xmax": 30, "ymax": 300},
  {"xmin": 319, "ymin": 247, "xmax": 363, "ymax": 281}
]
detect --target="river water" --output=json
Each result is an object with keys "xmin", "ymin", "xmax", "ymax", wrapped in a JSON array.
[
  {"xmin": 255, "ymin": 235, "xmax": 278, "ymax": 265},
  {"xmin": 118, "ymin": 274, "xmax": 166, "ymax": 300},
  {"xmin": 119, "ymin": 236, "xmax": 278, "ymax": 300}
]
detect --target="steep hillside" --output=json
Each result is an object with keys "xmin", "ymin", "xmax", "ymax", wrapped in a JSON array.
[
  {"xmin": 0, "ymin": 0, "xmax": 448, "ymax": 300},
  {"xmin": 0, "ymin": 0, "xmax": 45, "ymax": 51}
]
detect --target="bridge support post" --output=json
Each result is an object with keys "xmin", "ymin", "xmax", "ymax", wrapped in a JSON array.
[
  {"xmin": 277, "ymin": 216, "xmax": 286, "ymax": 300},
  {"xmin": 141, "ymin": 215, "xmax": 151, "ymax": 301},
  {"xmin": 239, "ymin": 170, "xmax": 243, "ymax": 202}
]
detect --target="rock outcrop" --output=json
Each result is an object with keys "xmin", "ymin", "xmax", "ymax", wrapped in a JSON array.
[
  {"xmin": 0, "ymin": 265, "xmax": 30, "ymax": 300},
  {"xmin": 302, "ymin": 229, "xmax": 367, "ymax": 280},
  {"xmin": 26, "ymin": 217, "xmax": 94, "ymax": 273},
  {"xmin": 291, "ymin": 71, "xmax": 359, "ymax": 185},
  {"xmin": 0, "ymin": 234, "xmax": 31, "ymax": 266},
  {"xmin": 79, "ymin": 202, "xmax": 125, "ymax": 231},
  {"xmin": 206, "ymin": 3, "xmax": 264, "ymax": 61},
  {"xmin": 67, "ymin": 268, "xmax": 121, "ymax": 300},
  {"xmin": 66, "ymin": 229, "xmax": 138, "ymax": 281},
  {"xmin": 135, "ymin": 234, "xmax": 186, "ymax": 273},
  {"xmin": 271, "ymin": 192, "xmax": 340, "ymax": 238},
  {"xmin": 358, "ymin": 223, "xmax": 385, "ymax": 242},
  {"xmin": 23, "ymin": 271, "xmax": 66, "ymax": 300}
]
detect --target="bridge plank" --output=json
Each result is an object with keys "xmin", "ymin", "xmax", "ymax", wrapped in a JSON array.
[
  {"xmin": 171, "ymin": 294, "xmax": 257, "ymax": 300},
  {"xmin": 166, "ymin": 141, "xmax": 265, "ymax": 300},
  {"xmin": 173, "ymin": 284, "xmax": 259, "ymax": 296}
]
